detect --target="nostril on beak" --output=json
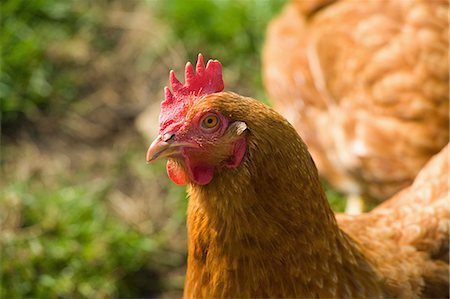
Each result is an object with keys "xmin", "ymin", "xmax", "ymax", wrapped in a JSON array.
[{"xmin": 163, "ymin": 132, "xmax": 176, "ymax": 143}]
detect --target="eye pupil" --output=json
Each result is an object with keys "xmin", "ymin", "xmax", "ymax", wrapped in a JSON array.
[{"xmin": 201, "ymin": 114, "xmax": 219, "ymax": 129}]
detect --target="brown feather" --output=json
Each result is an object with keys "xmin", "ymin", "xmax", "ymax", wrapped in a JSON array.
[
  {"xmin": 262, "ymin": 0, "xmax": 449, "ymax": 202},
  {"xmin": 177, "ymin": 92, "xmax": 448, "ymax": 298}
]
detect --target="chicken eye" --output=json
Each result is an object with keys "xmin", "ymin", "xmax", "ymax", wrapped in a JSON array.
[{"xmin": 201, "ymin": 114, "xmax": 219, "ymax": 130}]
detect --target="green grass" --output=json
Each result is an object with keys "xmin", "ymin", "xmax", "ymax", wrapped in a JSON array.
[
  {"xmin": 1, "ymin": 181, "xmax": 158, "ymax": 298},
  {"xmin": 1, "ymin": 0, "xmax": 95, "ymax": 124},
  {"xmin": 324, "ymin": 183, "xmax": 346, "ymax": 212}
]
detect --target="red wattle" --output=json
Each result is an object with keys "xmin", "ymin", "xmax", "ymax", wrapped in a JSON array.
[
  {"xmin": 190, "ymin": 165, "xmax": 215, "ymax": 185},
  {"xmin": 167, "ymin": 160, "xmax": 189, "ymax": 185}
]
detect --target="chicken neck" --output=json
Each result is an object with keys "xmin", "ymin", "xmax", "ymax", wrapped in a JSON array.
[{"xmin": 183, "ymin": 100, "xmax": 383, "ymax": 298}]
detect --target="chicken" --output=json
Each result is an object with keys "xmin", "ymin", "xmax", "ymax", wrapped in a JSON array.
[
  {"xmin": 146, "ymin": 55, "xmax": 449, "ymax": 298},
  {"xmin": 262, "ymin": 0, "xmax": 449, "ymax": 211},
  {"xmin": 336, "ymin": 143, "xmax": 450, "ymax": 298}
]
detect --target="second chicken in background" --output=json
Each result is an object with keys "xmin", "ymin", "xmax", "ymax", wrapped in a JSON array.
[{"xmin": 262, "ymin": 0, "xmax": 449, "ymax": 213}]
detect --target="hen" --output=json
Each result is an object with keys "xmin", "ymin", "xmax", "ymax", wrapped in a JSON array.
[
  {"xmin": 262, "ymin": 0, "xmax": 449, "ymax": 211},
  {"xmin": 146, "ymin": 55, "xmax": 449, "ymax": 298}
]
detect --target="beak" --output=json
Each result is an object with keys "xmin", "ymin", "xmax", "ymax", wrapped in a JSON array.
[
  {"xmin": 146, "ymin": 137, "xmax": 171, "ymax": 163},
  {"xmin": 146, "ymin": 134, "xmax": 195, "ymax": 163}
]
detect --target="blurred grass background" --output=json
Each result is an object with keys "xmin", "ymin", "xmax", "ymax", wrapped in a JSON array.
[{"xmin": 0, "ymin": 0, "xmax": 344, "ymax": 297}]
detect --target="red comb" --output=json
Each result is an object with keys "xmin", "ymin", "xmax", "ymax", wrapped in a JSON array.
[{"xmin": 159, "ymin": 54, "xmax": 224, "ymax": 132}]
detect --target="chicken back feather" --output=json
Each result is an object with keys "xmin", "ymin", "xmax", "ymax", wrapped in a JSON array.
[{"xmin": 262, "ymin": 0, "xmax": 449, "ymax": 203}]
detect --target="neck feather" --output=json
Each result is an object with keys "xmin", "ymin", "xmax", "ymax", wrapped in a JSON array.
[{"xmin": 183, "ymin": 96, "xmax": 382, "ymax": 298}]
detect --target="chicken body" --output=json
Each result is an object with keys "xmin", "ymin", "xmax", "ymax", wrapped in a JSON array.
[
  {"xmin": 262, "ymin": 0, "xmax": 449, "ymax": 202},
  {"xmin": 337, "ymin": 142, "xmax": 450, "ymax": 298},
  {"xmin": 183, "ymin": 94, "xmax": 448, "ymax": 298},
  {"xmin": 149, "ymin": 90, "xmax": 449, "ymax": 298}
]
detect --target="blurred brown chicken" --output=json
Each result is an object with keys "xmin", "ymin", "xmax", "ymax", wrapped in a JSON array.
[
  {"xmin": 336, "ymin": 143, "xmax": 450, "ymax": 298},
  {"xmin": 263, "ymin": 0, "xmax": 449, "ymax": 211}
]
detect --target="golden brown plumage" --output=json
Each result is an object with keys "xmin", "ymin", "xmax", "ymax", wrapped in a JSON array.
[
  {"xmin": 183, "ymin": 94, "xmax": 449, "ymax": 298},
  {"xmin": 147, "ymin": 56, "xmax": 449, "ymax": 298},
  {"xmin": 182, "ymin": 93, "xmax": 383, "ymax": 298},
  {"xmin": 337, "ymin": 143, "xmax": 450, "ymax": 298},
  {"xmin": 262, "ymin": 0, "xmax": 449, "ymax": 203}
]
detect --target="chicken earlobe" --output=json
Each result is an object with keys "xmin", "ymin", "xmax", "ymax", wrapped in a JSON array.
[{"xmin": 223, "ymin": 121, "xmax": 248, "ymax": 168}]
